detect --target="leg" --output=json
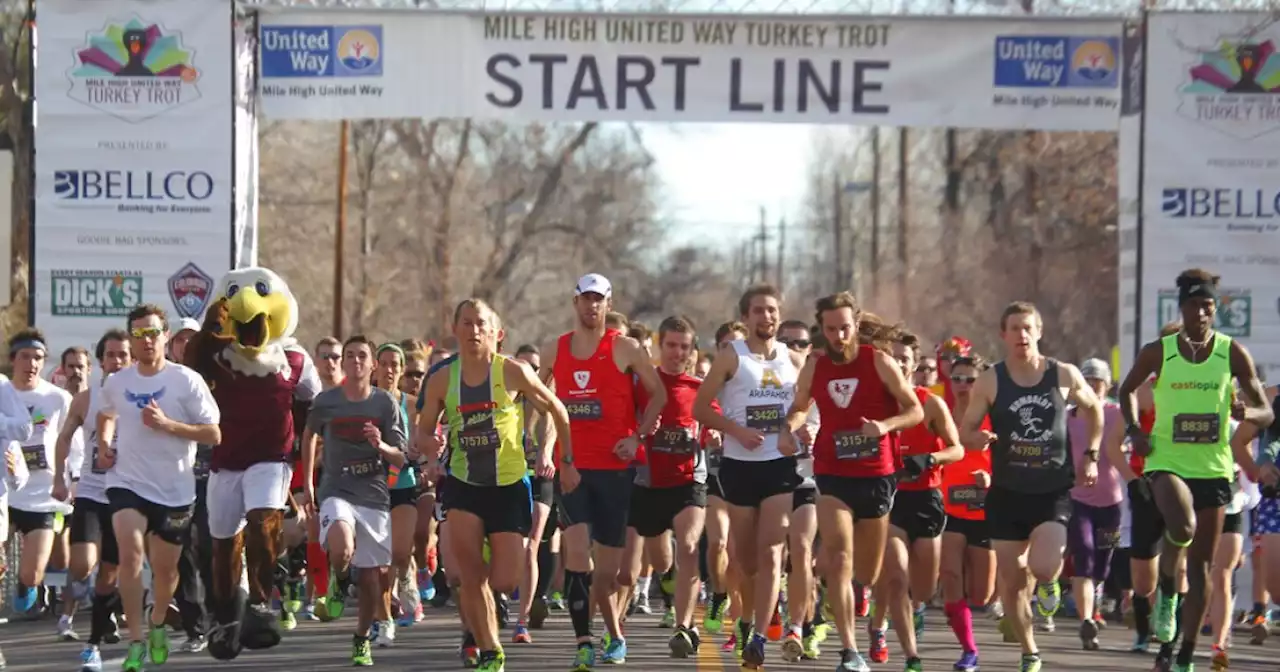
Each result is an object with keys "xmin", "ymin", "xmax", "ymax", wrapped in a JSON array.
[
  {"xmin": 1208, "ymin": 532, "xmax": 1242, "ymax": 648},
  {"xmin": 1175, "ymin": 505, "xmax": 1226, "ymax": 665},
  {"xmin": 517, "ymin": 500, "xmax": 551, "ymax": 625},
  {"xmin": 786, "ymin": 502, "xmax": 817, "ymax": 629},
  {"xmin": 241, "ymin": 508, "xmax": 285, "ymax": 647},
  {"xmin": 111, "ymin": 508, "xmax": 149, "ymax": 644},
  {"xmin": 672, "ymin": 505, "xmax": 706, "ymax": 629},
  {"xmin": 817, "ymin": 494, "xmax": 857, "ymax": 652},
  {"xmin": 882, "ymin": 528, "xmax": 918, "ymax": 659},
  {"xmin": 389, "ymin": 501, "xmax": 418, "ymax": 622},
  {"xmin": 993, "ymin": 539, "xmax": 1036, "ymax": 655}
]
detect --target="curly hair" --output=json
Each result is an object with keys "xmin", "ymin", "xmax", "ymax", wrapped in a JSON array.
[{"xmin": 183, "ymin": 297, "xmax": 234, "ymax": 385}]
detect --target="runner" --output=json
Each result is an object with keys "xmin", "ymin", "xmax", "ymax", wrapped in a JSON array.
[
  {"xmin": 1117, "ymin": 270, "xmax": 1274, "ymax": 672},
  {"xmin": 301, "ymin": 335, "xmax": 408, "ymax": 667},
  {"xmin": 97, "ymin": 304, "xmax": 221, "ymax": 672},
  {"xmin": 938, "ymin": 355, "xmax": 994, "ymax": 672},
  {"xmin": 419, "ymin": 299, "xmax": 569, "ymax": 672},
  {"xmin": 694, "ymin": 285, "xmax": 807, "ymax": 669},
  {"xmin": 1066, "ymin": 358, "xmax": 1126, "ymax": 650},
  {"xmin": 512, "ymin": 343, "xmax": 556, "ymax": 641},
  {"xmin": 1203, "ymin": 411, "xmax": 1258, "ymax": 669},
  {"xmin": 867, "ymin": 330, "xmax": 965, "ymax": 671},
  {"xmin": 374, "ymin": 343, "xmax": 420, "ymax": 641},
  {"xmin": 783, "ymin": 293, "xmax": 924, "ymax": 672},
  {"xmin": 539, "ymin": 273, "xmax": 666, "ymax": 669},
  {"xmin": 0, "ymin": 370, "xmax": 32, "ymax": 670},
  {"xmin": 50, "ymin": 346, "xmax": 90, "ymax": 639},
  {"xmin": 622, "ymin": 316, "xmax": 713, "ymax": 657},
  {"xmin": 704, "ymin": 321, "xmax": 747, "ymax": 647},
  {"xmin": 53, "ymin": 329, "xmax": 131, "ymax": 671},
  {"xmin": 961, "ymin": 301, "xmax": 1105, "ymax": 672},
  {"xmin": 404, "ymin": 346, "xmax": 441, "ymax": 610},
  {"xmin": 167, "ymin": 316, "xmax": 211, "ymax": 652},
  {"xmin": 5, "ymin": 329, "xmax": 73, "ymax": 622},
  {"xmin": 299, "ymin": 336, "xmax": 345, "ymax": 616},
  {"xmin": 777, "ymin": 319, "xmax": 822, "ymax": 662}
]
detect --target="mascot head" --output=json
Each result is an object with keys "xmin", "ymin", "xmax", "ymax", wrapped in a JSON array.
[{"xmin": 213, "ymin": 267, "xmax": 298, "ymax": 358}]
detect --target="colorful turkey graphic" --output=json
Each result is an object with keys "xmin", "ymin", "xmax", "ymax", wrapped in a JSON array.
[
  {"xmin": 1186, "ymin": 39, "xmax": 1280, "ymax": 94},
  {"xmin": 66, "ymin": 17, "xmax": 202, "ymax": 122},
  {"xmin": 28, "ymin": 406, "xmax": 48, "ymax": 427}
]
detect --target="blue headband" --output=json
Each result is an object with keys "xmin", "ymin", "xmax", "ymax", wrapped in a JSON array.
[{"xmin": 11, "ymin": 338, "xmax": 46, "ymax": 353}]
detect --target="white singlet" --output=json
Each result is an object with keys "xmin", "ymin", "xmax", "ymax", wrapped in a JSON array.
[
  {"xmin": 76, "ymin": 384, "xmax": 110, "ymax": 505},
  {"xmin": 720, "ymin": 340, "xmax": 798, "ymax": 462}
]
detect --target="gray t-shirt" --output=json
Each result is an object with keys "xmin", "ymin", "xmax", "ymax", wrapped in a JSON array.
[{"xmin": 309, "ymin": 386, "xmax": 406, "ymax": 510}]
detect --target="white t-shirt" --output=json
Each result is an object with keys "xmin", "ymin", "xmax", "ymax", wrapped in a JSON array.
[
  {"xmin": 720, "ymin": 340, "xmax": 799, "ymax": 462},
  {"xmin": 0, "ymin": 374, "xmax": 33, "ymax": 444},
  {"xmin": 9, "ymin": 379, "xmax": 72, "ymax": 513},
  {"xmin": 101, "ymin": 363, "xmax": 219, "ymax": 507}
]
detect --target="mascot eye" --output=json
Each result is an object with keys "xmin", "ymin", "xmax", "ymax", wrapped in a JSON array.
[
  {"xmin": 225, "ymin": 284, "xmax": 239, "ymax": 298},
  {"xmin": 254, "ymin": 280, "xmax": 270, "ymax": 296}
]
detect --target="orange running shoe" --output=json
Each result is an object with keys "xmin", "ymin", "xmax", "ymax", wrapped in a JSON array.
[{"xmin": 766, "ymin": 605, "xmax": 783, "ymax": 641}]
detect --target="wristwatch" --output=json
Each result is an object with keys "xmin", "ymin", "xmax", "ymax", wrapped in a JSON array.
[
  {"xmin": 560, "ymin": 454, "xmax": 575, "ymax": 466},
  {"xmin": 1085, "ymin": 450, "xmax": 1101, "ymax": 463}
]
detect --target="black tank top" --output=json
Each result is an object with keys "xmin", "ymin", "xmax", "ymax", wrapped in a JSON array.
[{"xmin": 989, "ymin": 358, "xmax": 1072, "ymax": 494}]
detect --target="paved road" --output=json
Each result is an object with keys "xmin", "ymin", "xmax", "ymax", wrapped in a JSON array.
[{"xmin": 1, "ymin": 606, "xmax": 1277, "ymax": 670}]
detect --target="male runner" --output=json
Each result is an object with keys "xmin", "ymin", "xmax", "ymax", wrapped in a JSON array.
[
  {"xmin": 375, "ymin": 343, "xmax": 419, "ymax": 640},
  {"xmin": 299, "ymin": 335, "xmax": 345, "ymax": 613},
  {"xmin": 51, "ymin": 346, "xmax": 90, "ymax": 637},
  {"xmin": 704, "ymin": 321, "xmax": 748, "ymax": 643},
  {"xmin": 1117, "ymin": 269, "xmax": 1274, "ymax": 672},
  {"xmin": 622, "ymin": 316, "xmax": 714, "ymax": 657},
  {"xmin": 5, "ymin": 329, "xmax": 73, "ymax": 618},
  {"xmin": 539, "ymin": 273, "xmax": 666, "ymax": 669},
  {"xmin": 0, "ymin": 371, "xmax": 32, "ymax": 669},
  {"xmin": 961, "ymin": 301, "xmax": 1104, "ymax": 672},
  {"xmin": 54, "ymin": 330, "xmax": 131, "ymax": 671},
  {"xmin": 301, "ymin": 335, "xmax": 408, "ymax": 667},
  {"xmin": 512, "ymin": 343, "xmax": 556, "ymax": 640},
  {"xmin": 97, "ymin": 304, "xmax": 222, "ymax": 671},
  {"xmin": 783, "ymin": 292, "xmax": 923, "ymax": 672},
  {"xmin": 695, "ymin": 284, "xmax": 807, "ymax": 668},
  {"xmin": 419, "ymin": 299, "xmax": 569, "ymax": 672},
  {"xmin": 868, "ymin": 330, "xmax": 965, "ymax": 671}
]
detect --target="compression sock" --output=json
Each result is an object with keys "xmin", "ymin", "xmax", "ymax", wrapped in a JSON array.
[
  {"xmin": 945, "ymin": 600, "xmax": 978, "ymax": 653},
  {"xmin": 1174, "ymin": 592, "xmax": 1186, "ymax": 642},
  {"xmin": 1133, "ymin": 594, "xmax": 1152, "ymax": 640},
  {"xmin": 1158, "ymin": 574, "xmax": 1176, "ymax": 597},
  {"xmin": 535, "ymin": 541, "xmax": 555, "ymax": 597},
  {"xmin": 306, "ymin": 542, "xmax": 329, "ymax": 596},
  {"xmin": 566, "ymin": 570, "xmax": 593, "ymax": 639},
  {"xmin": 88, "ymin": 591, "xmax": 118, "ymax": 646}
]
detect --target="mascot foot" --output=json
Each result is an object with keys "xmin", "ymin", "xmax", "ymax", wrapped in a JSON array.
[
  {"xmin": 240, "ymin": 603, "xmax": 282, "ymax": 650},
  {"xmin": 207, "ymin": 589, "xmax": 246, "ymax": 661}
]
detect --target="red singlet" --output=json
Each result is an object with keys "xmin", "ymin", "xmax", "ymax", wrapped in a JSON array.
[
  {"xmin": 638, "ymin": 369, "xmax": 704, "ymax": 488},
  {"xmin": 941, "ymin": 415, "xmax": 992, "ymax": 521},
  {"xmin": 897, "ymin": 387, "xmax": 945, "ymax": 491},
  {"xmin": 553, "ymin": 329, "xmax": 638, "ymax": 470},
  {"xmin": 812, "ymin": 345, "xmax": 900, "ymax": 478}
]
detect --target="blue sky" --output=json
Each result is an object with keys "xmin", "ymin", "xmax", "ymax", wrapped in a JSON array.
[{"xmin": 631, "ymin": 123, "xmax": 815, "ymax": 249}]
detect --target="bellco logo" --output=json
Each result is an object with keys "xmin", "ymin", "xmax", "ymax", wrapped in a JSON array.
[
  {"xmin": 1161, "ymin": 187, "xmax": 1280, "ymax": 219},
  {"xmin": 53, "ymin": 169, "xmax": 215, "ymax": 202}
]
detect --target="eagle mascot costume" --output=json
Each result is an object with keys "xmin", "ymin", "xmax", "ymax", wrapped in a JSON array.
[{"xmin": 185, "ymin": 267, "xmax": 320, "ymax": 659}]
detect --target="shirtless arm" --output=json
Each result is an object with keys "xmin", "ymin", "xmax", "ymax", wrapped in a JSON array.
[
  {"xmin": 620, "ymin": 336, "xmax": 667, "ymax": 436},
  {"xmin": 1062, "ymin": 363, "xmax": 1104, "ymax": 455},
  {"xmin": 1230, "ymin": 340, "xmax": 1275, "ymax": 429},
  {"xmin": 960, "ymin": 370, "xmax": 997, "ymax": 451},
  {"xmin": 1118, "ymin": 342, "xmax": 1163, "ymax": 430},
  {"xmin": 783, "ymin": 356, "xmax": 816, "ymax": 434},
  {"xmin": 872, "ymin": 350, "xmax": 924, "ymax": 433},
  {"xmin": 693, "ymin": 343, "xmax": 743, "ymax": 436},
  {"xmin": 415, "ymin": 370, "xmax": 449, "ymax": 464},
  {"xmin": 924, "ymin": 394, "xmax": 965, "ymax": 465},
  {"xmin": 507, "ymin": 359, "xmax": 573, "ymax": 466},
  {"xmin": 53, "ymin": 389, "xmax": 89, "ymax": 489}
]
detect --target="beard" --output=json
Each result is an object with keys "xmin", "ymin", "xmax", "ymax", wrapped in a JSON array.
[
  {"xmin": 754, "ymin": 325, "xmax": 776, "ymax": 340},
  {"xmin": 826, "ymin": 341, "xmax": 856, "ymax": 363}
]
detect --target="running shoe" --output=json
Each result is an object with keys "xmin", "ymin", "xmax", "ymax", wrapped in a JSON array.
[
  {"xmin": 12, "ymin": 584, "xmax": 35, "ymax": 613},
  {"xmin": 78, "ymin": 644, "xmax": 102, "ymax": 672},
  {"xmin": 121, "ymin": 641, "xmax": 146, "ymax": 672},
  {"xmin": 855, "ymin": 584, "xmax": 871, "ymax": 618},
  {"xmin": 801, "ymin": 634, "xmax": 821, "ymax": 660},
  {"xmin": 659, "ymin": 606, "xmax": 676, "ymax": 628},
  {"xmin": 279, "ymin": 609, "xmax": 297, "ymax": 631},
  {"xmin": 1250, "ymin": 609, "xmax": 1271, "ymax": 645},
  {"xmin": 352, "ymin": 634, "xmax": 373, "ymax": 666},
  {"xmin": 837, "ymin": 648, "xmax": 871, "ymax": 672},
  {"xmin": 721, "ymin": 632, "xmax": 737, "ymax": 654},
  {"xmin": 601, "ymin": 637, "xmax": 626, "ymax": 664},
  {"xmin": 1131, "ymin": 632, "xmax": 1150, "ymax": 653},
  {"xmin": 953, "ymin": 650, "xmax": 979, "ymax": 672},
  {"xmin": 1210, "ymin": 644, "xmax": 1228, "ymax": 671},
  {"xmin": 529, "ymin": 594, "xmax": 550, "ymax": 629},
  {"xmin": 549, "ymin": 591, "xmax": 566, "ymax": 610},
  {"xmin": 868, "ymin": 627, "xmax": 888, "ymax": 663},
  {"xmin": 766, "ymin": 604, "xmax": 784, "ymax": 641},
  {"xmin": 571, "ymin": 643, "xmax": 595, "ymax": 671},
  {"xmin": 741, "ymin": 632, "xmax": 767, "ymax": 669},
  {"xmin": 1035, "ymin": 582, "xmax": 1061, "ymax": 617},
  {"xmin": 282, "ymin": 579, "xmax": 304, "ymax": 614},
  {"xmin": 148, "ymin": 624, "xmax": 170, "ymax": 665},
  {"xmin": 668, "ymin": 626, "xmax": 699, "ymax": 658},
  {"xmin": 905, "ymin": 656, "xmax": 924, "ymax": 672},
  {"xmin": 374, "ymin": 619, "xmax": 396, "ymax": 648},
  {"xmin": 913, "ymin": 604, "xmax": 926, "ymax": 639},
  {"xmin": 1020, "ymin": 653, "xmax": 1043, "ymax": 672},
  {"xmin": 461, "ymin": 644, "xmax": 481, "ymax": 668},
  {"xmin": 477, "ymin": 649, "xmax": 506, "ymax": 672},
  {"xmin": 512, "ymin": 624, "xmax": 532, "ymax": 643},
  {"xmin": 417, "ymin": 568, "xmax": 436, "ymax": 602},
  {"xmin": 1080, "ymin": 618, "xmax": 1100, "ymax": 650},
  {"xmin": 318, "ymin": 573, "xmax": 349, "ymax": 621},
  {"xmin": 1153, "ymin": 588, "xmax": 1178, "ymax": 643},
  {"xmin": 781, "ymin": 628, "xmax": 803, "ymax": 662},
  {"xmin": 704, "ymin": 595, "xmax": 729, "ymax": 634},
  {"xmin": 181, "ymin": 635, "xmax": 207, "ymax": 653},
  {"xmin": 58, "ymin": 614, "xmax": 79, "ymax": 641}
]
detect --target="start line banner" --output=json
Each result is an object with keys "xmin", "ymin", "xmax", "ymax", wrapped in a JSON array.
[{"xmin": 257, "ymin": 12, "xmax": 1124, "ymax": 131}]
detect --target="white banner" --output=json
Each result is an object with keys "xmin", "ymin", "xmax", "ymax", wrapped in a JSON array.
[
  {"xmin": 35, "ymin": 0, "xmax": 234, "ymax": 357},
  {"xmin": 257, "ymin": 12, "xmax": 1123, "ymax": 131},
  {"xmin": 1142, "ymin": 12, "xmax": 1280, "ymax": 379}
]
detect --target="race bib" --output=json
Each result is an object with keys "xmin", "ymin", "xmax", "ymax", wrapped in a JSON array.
[
  {"xmin": 22, "ymin": 445, "xmax": 48, "ymax": 471},
  {"xmin": 564, "ymin": 398, "xmax": 603, "ymax": 421},
  {"xmin": 459, "ymin": 427, "xmax": 500, "ymax": 454},
  {"xmin": 834, "ymin": 431, "xmax": 879, "ymax": 460},
  {"xmin": 1172, "ymin": 413, "xmax": 1220, "ymax": 445},
  {"xmin": 706, "ymin": 450, "xmax": 722, "ymax": 471},
  {"xmin": 193, "ymin": 445, "xmax": 212, "ymax": 479},
  {"xmin": 744, "ymin": 404, "xmax": 783, "ymax": 433},
  {"xmin": 948, "ymin": 484, "xmax": 986, "ymax": 511},
  {"xmin": 342, "ymin": 455, "xmax": 383, "ymax": 478},
  {"xmin": 90, "ymin": 442, "xmax": 108, "ymax": 475},
  {"xmin": 652, "ymin": 426, "xmax": 696, "ymax": 455},
  {"xmin": 1095, "ymin": 526, "xmax": 1122, "ymax": 550},
  {"xmin": 1009, "ymin": 442, "xmax": 1052, "ymax": 469}
]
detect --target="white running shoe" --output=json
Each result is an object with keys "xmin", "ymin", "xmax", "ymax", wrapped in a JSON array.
[{"xmin": 374, "ymin": 619, "xmax": 396, "ymax": 648}]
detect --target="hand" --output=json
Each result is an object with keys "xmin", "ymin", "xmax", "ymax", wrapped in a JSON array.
[
  {"xmin": 535, "ymin": 451, "xmax": 556, "ymax": 480},
  {"xmin": 1077, "ymin": 459, "xmax": 1098, "ymax": 488},
  {"xmin": 291, "ymin": 493, "xmax": 309, "ymax": 527},
  {"xmin": 979, "ymin": 429, "xmax": 998, "ymax": 447},
  {"xmin": 52, "ymin": 479, "xmax": 70, "ymax": 502},
  {"xmin": 1258, "ymin": 462, "xmax": 1280, "ymax": 487},
  {"xmin": 141, "ymin": 399, "xmax": 169, "ymax": 431},
  {"xmin": 731, "ymin": 425, "xmax": 765, "ymax": 450},
  {"xmin": 300, "ymin": 487, "xmax": 317, "ymax": 518},
  {"xmin": 796, "ymin": 424, "xmax": 814, "ymax": 448},
  {"xmin": 405, "ymin": 439, "xmax": 421, "ymax": 462},
  {"xmin": 972, "ymin": 469, "xmax": 991, "ymax": 489},
  {"xmin": 859, "ymin": 418, "xmax": 889, "ymax": 438},
  {"xmin": 704, "ymin": 430, "xmax": 722, "ymax": 451},
  {"xmin": 424, "ymin": 460, "xmax": 443, "ymax": 486},
  {"xmin": 97, "ymin": 446, "xmax": 116, "ymax": 471},
  {"xmin": 4, "ymin": 448, "xmax": 17, "ymax": 474},
  {"xmin": 613, "ymin": 435, "xmax": 640, "ymax": 462},
  {"xmin": 363, "ymin": 422, "xmax": 382, "ymax": 447},
  {"xmin": 777, "ymin": 431, "xmax": 798, "ymax": 457},
  {"xmin": 1130, "ymin": 431, "xmax": 1152, "ymax": 458},
  {"xmin": 901, "ymin": 454, "xmax": 930, "ymax": 479},
  {"xmin": 560, "ymin": 462, "xmax": 582, "ymax": 493},
  {"xmin": 1231, "ymin": 398, "xmax": 1246, "ymax": 421}
]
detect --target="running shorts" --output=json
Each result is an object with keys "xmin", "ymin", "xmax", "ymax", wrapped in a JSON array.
[
  {"xmin": 7, "ymin": 507, "xmax": 56, "ymax": 535},
  {"xmin": 889, "ymin": 488, "xmax": 946, "ymax": 541},
  {"xmin": 558, "ymin": 468, "xmax": 633, "ymax": 548},
  {"xmin": 985, "ymin": 486, "xmax": 1071, "ymax": 542},
  {"xmin": 944, "ymin": 516, "xmax": 990, "ymax": 549},
  {"xmin": 1253, "ymin": 497, "xmax": 1280, "ymax": 536},
  {"xmin": 815, "ymin": 474, "xmax": 896, "ymax": 522},
  {"xmin": 69, "ymin": 497, "xmax": 120, "ymax": 565},
  {"xmin": 628, "ymin": 482, "xmax": 707, "ymax": 538},
  {"xmin": 446, "ymin": 476, "xmax": 532, "ymax": 536},
  {"xmin": 793, "ymin": 485, "xmax": 817, "ymax": 511},
  {"xmin": 390, "ymin": 487, "xmax": 419, "ymax": 509},
  {"xmin": 105, "ymin": 488, "xmax": 193, "ymax": 546},
  {"xmin": 719, "ymin": 457, "xmax": 801, "ymax": 508}
]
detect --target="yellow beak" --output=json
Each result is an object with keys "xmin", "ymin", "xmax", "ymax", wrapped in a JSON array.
[{"xmin": 226, "ymin": 288, "xmax": 273, "ymax": 353}]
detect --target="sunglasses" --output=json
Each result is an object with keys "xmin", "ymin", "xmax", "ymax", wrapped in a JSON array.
[
  {"xmin": 130, "ymin": 327, "xmax": 163, "ymax": 339},
  {"xmin": 782, "ymin": 339, "xmax": 811, "ymax": 350},
  {"xmin": 320, "ymin": 353, "xmax": 341, "ymax": 362},
  {"xmin": 916, "ymin": 366, "xmax": 936, "ymax": 373},
  {"xmin": 951, "ymin": 375, "xmax": 976, "ymax": 384}
]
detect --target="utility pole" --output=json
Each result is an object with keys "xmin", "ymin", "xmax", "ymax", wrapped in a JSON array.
[
  {"xmin": 831, "ymin": 170, "xmax": 843, "ymax": 292},
  {"xmin": 333, "ymin": 120, "xmax": 350, "ymax": 339},
  {"xmin": 777, "ymin": 216, "xmax": 786, "ymax": 293},
  {"xmin": 752, "ymin": 207, "xmax": 771, "ymax": 285},
  {"xmin": 898, "ymin": 128, "xmax": 910, "ymax": 318},
  {"xmin": 870, "ymin": 127, "xmax": 882, "ymax": 301}
]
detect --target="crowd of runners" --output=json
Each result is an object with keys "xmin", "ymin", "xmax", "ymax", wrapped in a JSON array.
[{"xmin": 1, "ymin": 268, "xmax": 1280, "ymax": 672}]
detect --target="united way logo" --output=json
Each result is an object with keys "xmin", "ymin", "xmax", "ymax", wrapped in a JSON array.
[
  {"xmin": 168, "ymin": 262, "xmax": 212, "ymax": 319},
  {"xmin": 66, "ymin": 16, "xmax": 201, "ymax": 122},
  {"xmin": 1178, "ymin": 37, "xmax": 1280, "ymax": 139}
]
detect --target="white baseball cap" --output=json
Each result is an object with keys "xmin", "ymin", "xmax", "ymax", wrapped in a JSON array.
[
  {"xmin": 1080, "ymin": 357, "xmax": 1112, "ymax": 384},
  {"xmin": 173, "ymin": 317, "xmax": 201, "ymax": 335},
  {"xmin": 574, "ymin": 273, "xmax": 612, "ymax": 298}
]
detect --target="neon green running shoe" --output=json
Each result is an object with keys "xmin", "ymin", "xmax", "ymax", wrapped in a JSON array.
[
  {"xmin": 352, "ymin": 634, "xmax": 373, "ymax": 666},
  {"xmin": 147, "ymin": 624, "xmax": 170, "ymax": 665},
  {"xmin": 121, "ymin": 641, "xmax": 146, "ymax": 671}
]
